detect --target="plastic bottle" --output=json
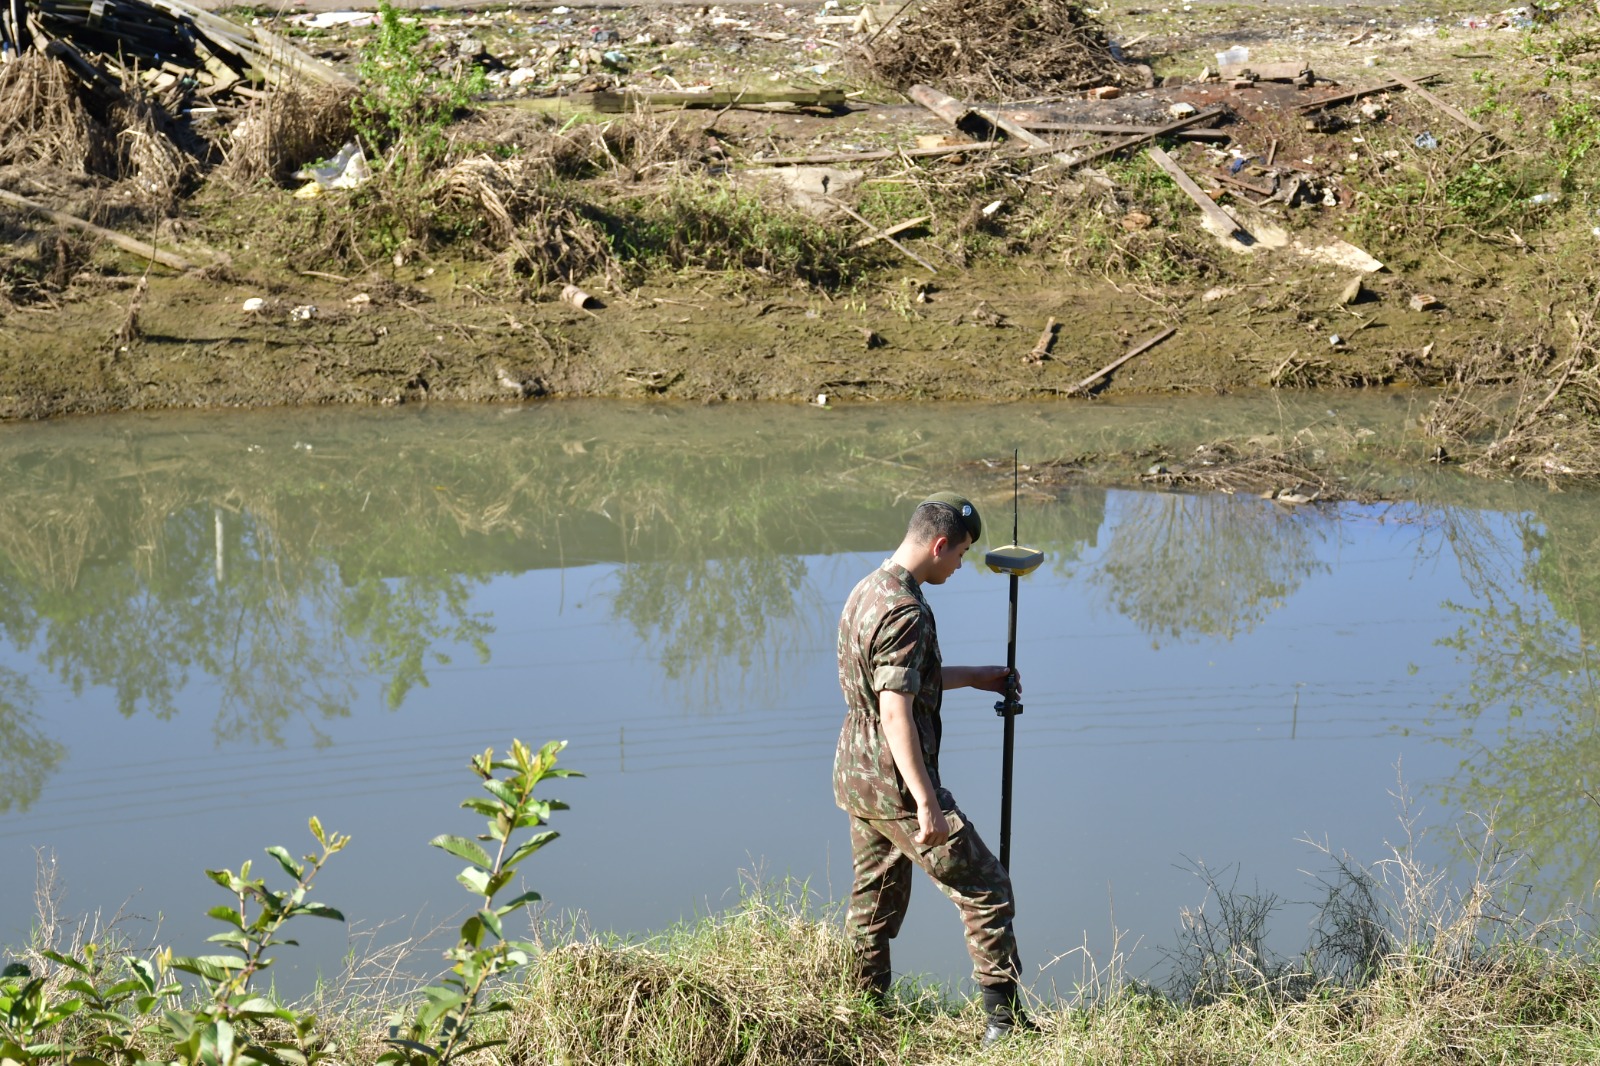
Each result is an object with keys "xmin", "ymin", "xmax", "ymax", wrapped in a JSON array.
[{"xmin": 1528, "ymin": 192, "xmax": 1561, "ymax": 205}]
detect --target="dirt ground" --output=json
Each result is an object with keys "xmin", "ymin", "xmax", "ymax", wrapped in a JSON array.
[{"xmin": 0, "ymin": 0, "xmax": 1589, "ymax": 418}]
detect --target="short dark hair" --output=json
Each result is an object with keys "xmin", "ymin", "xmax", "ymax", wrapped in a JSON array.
[{"xmin": 908, "ymin": 502, "xmax": 971, "ymax": 546}]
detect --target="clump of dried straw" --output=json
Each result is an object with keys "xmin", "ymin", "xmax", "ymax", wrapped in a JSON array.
[
  {"xmin": 220, "ymin": 83, "xmax": 356, "ymax": 184},
  {"xmin": 860, "ymin": 0, "xmax": 1136, "ymax": 99},
  {"xmin": 0, "ymin": 52, "xmax": 109, "ymax": 173}
]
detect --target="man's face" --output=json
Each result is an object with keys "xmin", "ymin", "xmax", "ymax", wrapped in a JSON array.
[{"xmin": 925, "ymin": 532, "xmax": 972, "ymax": 585}]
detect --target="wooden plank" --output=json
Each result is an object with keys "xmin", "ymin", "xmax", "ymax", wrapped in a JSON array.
[
  {"xmin": 585, "ymin": 88, "xmax": 846, "ymax": 112},
  {"xmin": 1059, "ymin": 106, "xmax": 1228, "ymax": 168},
  {"xmin": 1012, "ymin": 120, "xmax": 1228, "ymax": 141},
  {"xmin": 969, "ymin": 106, "xmax": 1055, "ymax": 152},
  {"xmin": 1390, "ymin": 74, "xmax": 1493, "ymax": 137},
  {"xmin": 751, "ymin": 141, "xmax": 1002, "ymax": 166},
  {"xmin": 1146, "ymin": 146, "xmax": 1251, "ymax": 242},
  {"xmin": 1295, "ymin": 72, "xmax": 1441, "ymax": 113},
  {"xmin": 907, "ymin": 83, "xmax": 969, "ymax": 127},
  {"xmin": 1066, "ymin": 326, "xmax": 1177, "ymax": 395},
  {"xmin": 906, "ymin": 84, "xmax": 1079, "ymax": 165},
  {"xmin": 0, "ymin": 188, "xmax": 200, "ymax": 270}
]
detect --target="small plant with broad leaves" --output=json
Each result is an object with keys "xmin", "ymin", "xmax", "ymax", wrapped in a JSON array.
[
  {"xmin": 1, "ymin": 818, "xmax": 348, "ymax": 1066},
  {"xmin": 380, "ymin": 739, "xmax": 577, "ymax": 1066},
  {"xmin": 156, "ymin": 816, "xmax": 350, "ymax": 1066}
]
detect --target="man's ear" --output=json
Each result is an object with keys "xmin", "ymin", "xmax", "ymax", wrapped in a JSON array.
[{"xmin": 930, "ymin": 535, "xmax": 950, "ymax": 558}]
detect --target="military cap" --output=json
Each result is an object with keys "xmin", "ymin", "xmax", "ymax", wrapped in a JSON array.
[{"xmin": 919, "ymin": 491, "xmax": 982, "ymax": 545}]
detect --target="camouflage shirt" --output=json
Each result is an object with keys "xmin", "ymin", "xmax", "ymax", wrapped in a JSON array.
[{"xmin": 834, "ymin": 560, "xmax": 944, "ymax": 819}]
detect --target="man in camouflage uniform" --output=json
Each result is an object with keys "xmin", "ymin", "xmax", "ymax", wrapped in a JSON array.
[{"xmin": 834, "ymin": 492, "xmax": 1030, "ymax": 1046}]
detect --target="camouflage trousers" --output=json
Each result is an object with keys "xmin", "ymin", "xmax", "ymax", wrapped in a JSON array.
[{"xmin": 845, "ymin": 797, "xmax": 1019, "ymax": 990}]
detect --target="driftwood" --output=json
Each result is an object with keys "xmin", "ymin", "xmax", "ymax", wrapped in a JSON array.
[
  {"xmin": 752, "ymin": 141, "xmax": 1002, "ymax": 166},
  {"xmin": 825, "ymin": 196, "xmax": 938, "ymax": 273},
  {"xmin": 1025, "ymin": 317, "xmax": 1058, "ymax": 365},
  {"xmin": 1295, "ymin": 72, "xmax": 1442, "ymax": 113},
  {"xmin": 1390, "ymin": 74, "xmax": 1493, "ymax": 137},
  {"xmin": 584, "ymin": 88, "xmax": 846, "ymax": 112},
  {"xmin": 0, "ymin": 188, "xmax": 203, "ymax": 270},
  {"xmin": 1066, "ymin": 326, "xmax": 1176, "ymax": 395},
  {"xmin": 1146, "ymin": 146, "xmax": 1252, "ymax": 244}
]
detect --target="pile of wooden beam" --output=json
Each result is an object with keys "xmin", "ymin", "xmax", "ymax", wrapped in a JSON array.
[{"xmin": 0, "ymin": 0, "xmax": 348, "ymax": 101}]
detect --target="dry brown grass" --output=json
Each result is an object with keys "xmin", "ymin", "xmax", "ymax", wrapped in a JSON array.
[
  {"xmin": 220, "ymin": 83, "xmax": 356, "ymax": 185},
  {"xmin": 858, "ymin": 0, "xmax": 1138, "ymax": 99},
  {"xmin": 0, "ymin": 52, "xmax": 109, "ymax": 173}
]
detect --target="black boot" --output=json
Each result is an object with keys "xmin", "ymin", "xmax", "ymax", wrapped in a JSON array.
[
  {"xmin": 857, "ymin": 967, "xmax": 891, "ymax": 1010},
  {"xmin": 980, "ymin": 982, "xmax": 1036, "ymax": 1047}
]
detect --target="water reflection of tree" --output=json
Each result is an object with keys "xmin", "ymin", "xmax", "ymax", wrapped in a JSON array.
[
  {"xmin": 1429, "ymin": 498, "xmax": 1600, "ymax": 912},
  {"xmin": 0, "ymin": 495, "xmax": 490, "ymax": 757},
  {"xmin": 613, "ymin": 555, "xmax": 820, "ymax": 701},
  {"xmin": 0, "ymin": 666, "xmax": 62, "ymax": 814},
  {"xmin": 1090, "ymin": 491, "xmax": 1329, "ymax": 641}
]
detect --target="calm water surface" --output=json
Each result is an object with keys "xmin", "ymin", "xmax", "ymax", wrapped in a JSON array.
[{"xmin": 1, "ymin": 397, "xmax": 1595, "ymax": 999}]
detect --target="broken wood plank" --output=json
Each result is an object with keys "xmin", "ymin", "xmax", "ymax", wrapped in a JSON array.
[
  {"xmin": 0, "ymin": 188, "xmax": 201, "ymax": 270},
  {"xmin": 907, "ymin": 83, "xmax": 968, "ymax": 127},
  {"xmin": 1295, "ymin": 72, "xmax": 1441, "ymax": 113},
  {"xmin": 1060, "ymin": 106, "xmax": 1229, "ymax": 168},
  {"xmin": 1067, "ymin": 327, "xmax": 1177, "ymax": 395},
  {"xmin": 1146, "ymin": 146, "xmax": 1252, "ymax": 243},
  {"xmin": 851, "ymin": 214, "xmax": 931, "ymax": 249},
  {"xmin": 969, "ymin": 106, "xmax": 1056, "ymax": 152},
  {"xmin": 751, "ymin": 141, "xmax": 1002, "ymax": 166},
  {"xmin": 585, "ymin": 88, "xmax": 846, "ymax": 112},
  {"xmin": 1011, "ymin": 120, "xmax": 1229, "ymax": 142},
  {"xmin": 1218, "ymin": 60, "xmax": 1313, "ymax": 82},
  {"xmin": 1390, "ymin": 74, "xmax": 1493, "ymax": 137},
  {"xmin": 825, "ymin": 196, "xmax": 937, "ymax": 273},
  {"xmin": 907, "ymin": 84, "xmax": 1079, "ymax": 164}
]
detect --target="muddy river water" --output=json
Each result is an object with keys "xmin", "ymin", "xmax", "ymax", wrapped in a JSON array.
[{"xmin": 2, "ymin": 396, "xmax": 1597, "ymax": 1000}]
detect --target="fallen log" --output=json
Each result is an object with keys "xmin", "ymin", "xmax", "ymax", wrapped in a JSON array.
[{"xmin": 0, "ymin": 188, "xmax": 203, "ymax": 271}]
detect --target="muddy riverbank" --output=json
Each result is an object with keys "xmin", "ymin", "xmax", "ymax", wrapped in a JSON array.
[{"xmin": 3, "ymin": 0, "xmax": 1598, "ymax": 449}]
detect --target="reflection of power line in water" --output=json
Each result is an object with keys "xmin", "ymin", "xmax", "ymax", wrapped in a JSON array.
[{"xmin": 5, "ymin": 677, "xmax": 1440, "ymax": 841}]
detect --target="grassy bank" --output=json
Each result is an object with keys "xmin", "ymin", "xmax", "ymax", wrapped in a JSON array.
[
  {"xmin": 8, "ymin": 738, "xmax": 1600, "ymax": 1066},
  {"xmin": 15, "ymin": 874, "xmax": 1600, "ymax": 1066}
]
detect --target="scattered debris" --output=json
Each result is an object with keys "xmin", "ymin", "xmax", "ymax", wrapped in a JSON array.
[
  {"xmin": 561, "ymin": 283, "xmax": 597, "ymax": 310},
  {"xmin": 1337, "ymin": 277, "xmax": 1365, "ymax": 306},
  {"xmin": 1410, "ymin": 293, "xmax": 1443, "ymax": 311}
]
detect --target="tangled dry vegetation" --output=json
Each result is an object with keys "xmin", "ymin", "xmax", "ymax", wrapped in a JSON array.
[
  {"xmin": 1424, "ymin": 278, "xmax": 1600, "ymax": 484},
  {"xmin": 858, "ymin": 0, "xmax": 1142, "ymax": 98}
]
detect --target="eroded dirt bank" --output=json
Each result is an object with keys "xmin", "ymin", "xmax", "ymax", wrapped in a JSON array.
[{"xmin": 3, "ymin": 0, "xmax": 1598, "ymax": 430}]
